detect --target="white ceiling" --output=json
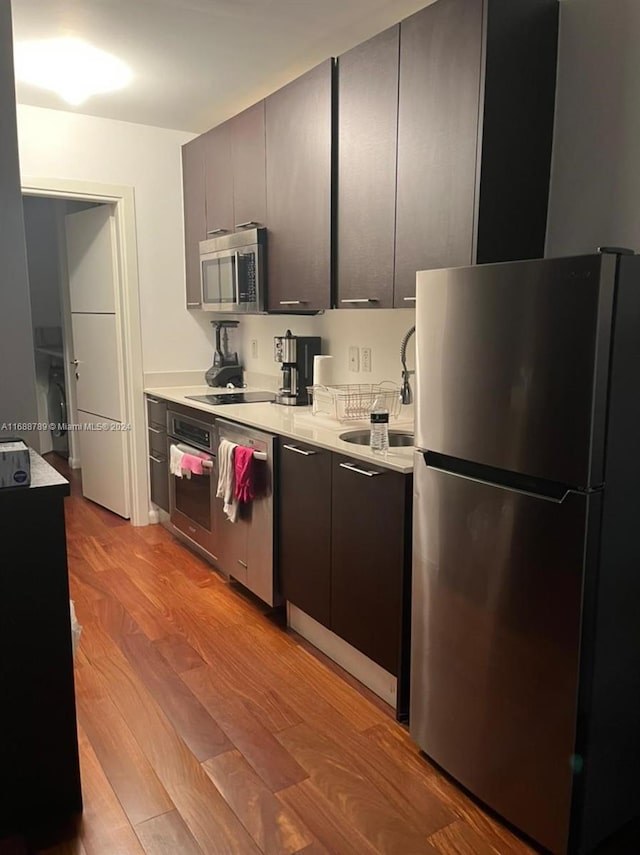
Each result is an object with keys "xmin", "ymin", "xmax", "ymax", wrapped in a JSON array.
[{"xmin": 11, "ymin": 0, "xmax": 431, "ymax": 133}]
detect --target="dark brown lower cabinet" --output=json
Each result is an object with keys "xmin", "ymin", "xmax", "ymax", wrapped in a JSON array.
[
  {"xmin": 278, "ymin": 441, "xmax": 412, "ymax": 715},
  {"xmin": 331, "ymin": 455, "xmax": 411, "ymax": 676},
  {"xmin": 278, "ymin": 440, "xmax": 332, "ymax": 627}
]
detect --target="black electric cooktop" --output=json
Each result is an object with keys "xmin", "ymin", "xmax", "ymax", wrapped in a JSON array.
[{"xmin": 186, "ymin": 392, "xmax": 275, "ymax": 406}]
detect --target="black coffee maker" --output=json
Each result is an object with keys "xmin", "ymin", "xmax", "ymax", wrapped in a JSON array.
[
  {"xmin": 274, "ymin": 330, "xmax": 321, "ymax": 406},
  {"xmin": 205, "ymin": 320, "xmax": 244, "ymax": 387}
]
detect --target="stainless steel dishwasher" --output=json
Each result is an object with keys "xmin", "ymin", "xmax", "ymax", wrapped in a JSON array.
[{"xmin": 215, "ymin": 418, "xmax": 279, "ymax": 607}]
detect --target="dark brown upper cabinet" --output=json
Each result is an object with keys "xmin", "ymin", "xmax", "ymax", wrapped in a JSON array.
[
  {"xmin": 230, "ymin": 100, "xmax": 266, "ymax": 230},
  {"xmin": 266, "ymin": 59, "xmax": 333, "ymax": 313},
  {"xmin": 203, "ymin": 121, "xmax": 234, "ymax": 238},
  {"xmin": 394, "ymin": 0, "xmax": 558, "ymax": 305},
  {"xmin": 337, "ymin": 26, "xmax": 400, "ymax": 310},
  {"xmin": 182, "ymin": 134, "xmax": 207, "ymax": 308}
]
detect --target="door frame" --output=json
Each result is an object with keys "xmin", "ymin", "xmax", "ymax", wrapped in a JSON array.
[{"xmin": 22, "ymin": 176, "xmax": 147, "ymax": 527}]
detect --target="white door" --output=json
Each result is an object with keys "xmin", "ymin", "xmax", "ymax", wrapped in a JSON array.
[{"xmin": 66, "ymin": 205, "xmax": 130, "ymax": 518}]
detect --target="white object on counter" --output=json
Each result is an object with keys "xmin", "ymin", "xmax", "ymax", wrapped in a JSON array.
[
  {"xmin": 313, "ymin": 355, "xmax": 333, "ymax": 387},
  {"xmin": 0, "ymin": 440, "xmax": 31, "ymax": 488}
]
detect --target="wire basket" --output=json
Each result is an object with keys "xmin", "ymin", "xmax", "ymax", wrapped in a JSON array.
[{"xmin": 308, "ymin": 382, "xmax": 402, "ymax": 422}]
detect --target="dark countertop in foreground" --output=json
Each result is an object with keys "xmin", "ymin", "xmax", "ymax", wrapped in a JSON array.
[{"xmin": 0, "ymin": 448, "xmax": 69, "ymax": 499}]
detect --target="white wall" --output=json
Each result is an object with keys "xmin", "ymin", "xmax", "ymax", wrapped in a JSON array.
[
  {"xmin": 547, "ymin": 0, "xmax": 640, "ymax": 255},
  {"xmin": 239, "ymin": 309, "xmax": 416, "ymax": 388},
  {"xmin": 16, "ymin": 104, "xmax": 215, "ymax": 373},
  {"xmin": 0, "ymin": 3, "xmax": 38, "ymax": 447}
]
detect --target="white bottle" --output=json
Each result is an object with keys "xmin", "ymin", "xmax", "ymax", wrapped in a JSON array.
[{"xmin": 369, "ymin": 396, "xmax": 389, "ymax": 454}]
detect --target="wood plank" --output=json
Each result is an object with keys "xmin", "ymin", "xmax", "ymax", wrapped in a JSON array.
[
  {"xmin": 134, "ymin": 811, "xmax": 203, "ymax": 855},
  {"xmin": 182, "ymin": 665, "xmax": 308, "ymax": 792},
  {"xmin": 428, "ymin": 819, "xmax": 505, "ymax": 855},
  {"xmin": 153, "ymin": 634, "xmax": 206, "ymax": 674},
  {"xmin": 75, "ymin": 661, "xmax": 175, "ymax": 826},
  {"xmin": 74, "ymin": 727, "xmax": 146, "ymax": 855},
  {"xmin": 37, "ymin": 838, "xmax": 88, "ymax": 855},
  {"xmin": 89, "ymin": 594, "xmax": 232, "ymax": 762},
  {"xmin": 364, "ymin": 723, "xmax": 534, "ymax": 855},
  {"xmin": 88, "ymin": 631, "xmax": 262, "ymax": 854},
  {"xmin": 238, "ymin": 621, "xmax": 390, "ymax": 731},
  {"xmin": 276, "ymin": 723, "xmax": 440, "ymax": 855},
  {"xmin": 278, "ymin": 779, "xmax": 379, "ymax": 855},
  {"xmin": 202, "ymin": 750, "xmax": 313, "ymax": 854}
]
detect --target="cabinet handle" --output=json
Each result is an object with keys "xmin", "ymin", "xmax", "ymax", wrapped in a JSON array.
[
  {"xmin": 237, "ymin": 559, "xmax": 248, "ymax": 569},
  {"xmin": 283, "ymin": 444, "xmax": 317, "ymax": 456},
  {"xmin": 279, "ymin": 300, "xmax": 307, "ymax": 306},
  {"xmin": 148, "ymin": 425, "xmax": 164, "ymax": 434},
  {"xmin": 147, "ymin": 396, "xmax": 161, "ymax": 404},
  {"xmin": 340, "ymin": 298, "xmax": 378, "ymax": 304},
  {"xmin": 149, "ymin": 454, "xmax": 165, "ymax": 464},
  {"xmin": 187, "ymin": 302, "xmax": 201, "ymax": 307},
  {"xmin": 235, "ymin": 221, "xmax": 259, "ymax": 229},
  {"xmin": 339, "ymin": 461, "xmax": 383, "ymax": 477},
  {"xmin": 207, "ymin": 228, "xmax": 228, "ymax": 235},
  {"xmin": 403, "ymin": 296, "xmax": 416, "ymax": 302}
]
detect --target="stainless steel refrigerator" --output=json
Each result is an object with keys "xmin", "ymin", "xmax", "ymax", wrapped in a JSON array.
[{"xmin": 411, "ymin": 251, "xmax": 640, "ymax": 855}]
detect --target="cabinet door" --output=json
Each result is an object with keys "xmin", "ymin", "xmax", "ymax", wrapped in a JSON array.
[
  {"xmin": 204, "ymin": 121, "xmax": 235, "ymax": 238},
  {"xmin": 266, "ymin": 60, "xmax": 333, "ymax": 312},
  {"xmin": 231, "ymin": 101, "xmax": 266, "ymax": 230},
  {"xmin": 149, "ymin": 451, "xmax": 169, "ymax": 513},
  {"xmin": 394, "ymin": 0, "xmax": 483, "ymax": 305},
  {"xmin": 337, "ymin": 26, "xmax": 399, "ymax": 310},
  {"xmin": 278, "ymin": 441, "xmax": 332, "ymax": 627},
  {"xmin": 331, "ymin": 455, "xmax": 408, "ymax": 675},
  {"xmin": 182, "ymin": 135, "xmax": 207, "ymax": 308}
]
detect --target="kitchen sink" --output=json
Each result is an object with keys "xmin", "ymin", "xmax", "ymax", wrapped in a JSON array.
[{"xmin": 339, "ymin": 429, "xmax": 414, "ymax": 447}]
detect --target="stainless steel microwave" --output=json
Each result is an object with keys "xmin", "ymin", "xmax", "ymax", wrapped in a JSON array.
[{"xmin": 199, "ymin": 227, "xmax": 266, "ymax": 313}]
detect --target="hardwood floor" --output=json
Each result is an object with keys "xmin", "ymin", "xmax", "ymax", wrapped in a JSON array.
[{"xmin": 38, "ymin": 455, "xmax": 537, "ymax": 855}]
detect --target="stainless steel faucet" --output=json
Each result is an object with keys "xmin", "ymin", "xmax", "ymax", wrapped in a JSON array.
[{"xmin": 400, "ymin": 325, "xmax": 415, "ymax": 405}]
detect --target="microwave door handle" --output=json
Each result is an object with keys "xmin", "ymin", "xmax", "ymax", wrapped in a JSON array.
[{"xmin": 233, "ymin": 251, "xmax": 240, "ymax": 302}]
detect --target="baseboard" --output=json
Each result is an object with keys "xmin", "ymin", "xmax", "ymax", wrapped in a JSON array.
[
  {"xmin": 288, "ymin": 603, "xmax": 397, "ymax": 708},
  {"xmin": 148, "ymin": 507, "xmax": 160, "ymax": 524},
  {"xmin": 68, "ymin": 457, "xmax": 81, "ymax": 469}
]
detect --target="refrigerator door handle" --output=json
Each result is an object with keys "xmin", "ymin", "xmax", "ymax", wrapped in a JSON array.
[{"xmin": 423, "ymin": 461, "xmax": 579, "ymax": 504}]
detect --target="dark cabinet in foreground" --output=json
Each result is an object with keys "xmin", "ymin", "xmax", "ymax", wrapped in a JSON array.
[{"xmin": 0, "ymin": 454, "xmax": 81, "ymax": 842}]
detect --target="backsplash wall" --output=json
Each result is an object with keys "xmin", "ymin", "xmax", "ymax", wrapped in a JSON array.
[{"xmin": 237, "ymin": 308, "xmax": 416, "ymax": 388}]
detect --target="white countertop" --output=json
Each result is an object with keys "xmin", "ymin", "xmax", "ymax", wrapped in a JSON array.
[{"xmin": 145, "ymin": 385, "xmax": 415, "ymax": 474}]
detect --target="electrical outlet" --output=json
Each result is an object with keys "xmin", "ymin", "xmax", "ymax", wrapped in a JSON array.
[
  {"xmin": 250, "ymin": 339, "xmax": 258, "ymax": 359},
  {"xmin": 348, "ymin": 346, "xmax": 360, "ymax": 373},
  {"xmin": 361, "ymin": 347, "xmax": 372, "ymax": 373}
]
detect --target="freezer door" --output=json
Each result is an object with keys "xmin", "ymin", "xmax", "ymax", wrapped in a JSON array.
[
  {"xmin": 415, "ymin": 254, "xmax": 616, "ymax": 486},
  {"xmin": 410, "ymin": 453, "xmax": 599, "ymax": 854}
]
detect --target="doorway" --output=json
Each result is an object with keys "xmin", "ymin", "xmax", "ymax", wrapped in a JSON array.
[{"xmin": 21, "ymin": 178, "xmax": 148, "ymax": 526}]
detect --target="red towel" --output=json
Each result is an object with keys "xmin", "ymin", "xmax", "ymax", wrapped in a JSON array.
[{"xmin": 234, "ymin": 446, "xmax": 256, "ymax": 502}]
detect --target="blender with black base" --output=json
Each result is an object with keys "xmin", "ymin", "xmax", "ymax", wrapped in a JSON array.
[
  {"xmin": 274, "ymin": 329, "xmax": 321, "ymax": 405},
  {"xmin": 205, "ymin": 320, "xmax": 244, "ymax": 387}
]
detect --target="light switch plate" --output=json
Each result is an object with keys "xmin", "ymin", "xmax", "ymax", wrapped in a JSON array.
[
  {"xmin": 250, "ymin": 339, "xmax": 258, "ymax": 359},
  {"xmin": 361, "ymin": 347, "xmax": 371, "ymax": 373},
  {"xmin": 348, "ymin": 346, "xmax": 359, "ymax": 372}
]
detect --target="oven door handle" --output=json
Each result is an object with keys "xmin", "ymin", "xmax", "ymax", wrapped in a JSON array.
[{"xmin": 170, "ymin": 441, "xmax": 214, "ymax": 470}]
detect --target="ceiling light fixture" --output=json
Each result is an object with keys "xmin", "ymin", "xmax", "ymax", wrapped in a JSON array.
[{"xmin": 14, "ymin": 37, "xmax": 132, "ymax": 106}]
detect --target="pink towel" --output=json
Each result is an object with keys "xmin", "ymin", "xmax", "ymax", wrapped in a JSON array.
[
  {"xmin": 234, "ymin": 446, "xmax": 256, "ymax": 503},
  {"xmin": 181, "ymin": 452, "xmax": 205, "ymax": 476}
]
